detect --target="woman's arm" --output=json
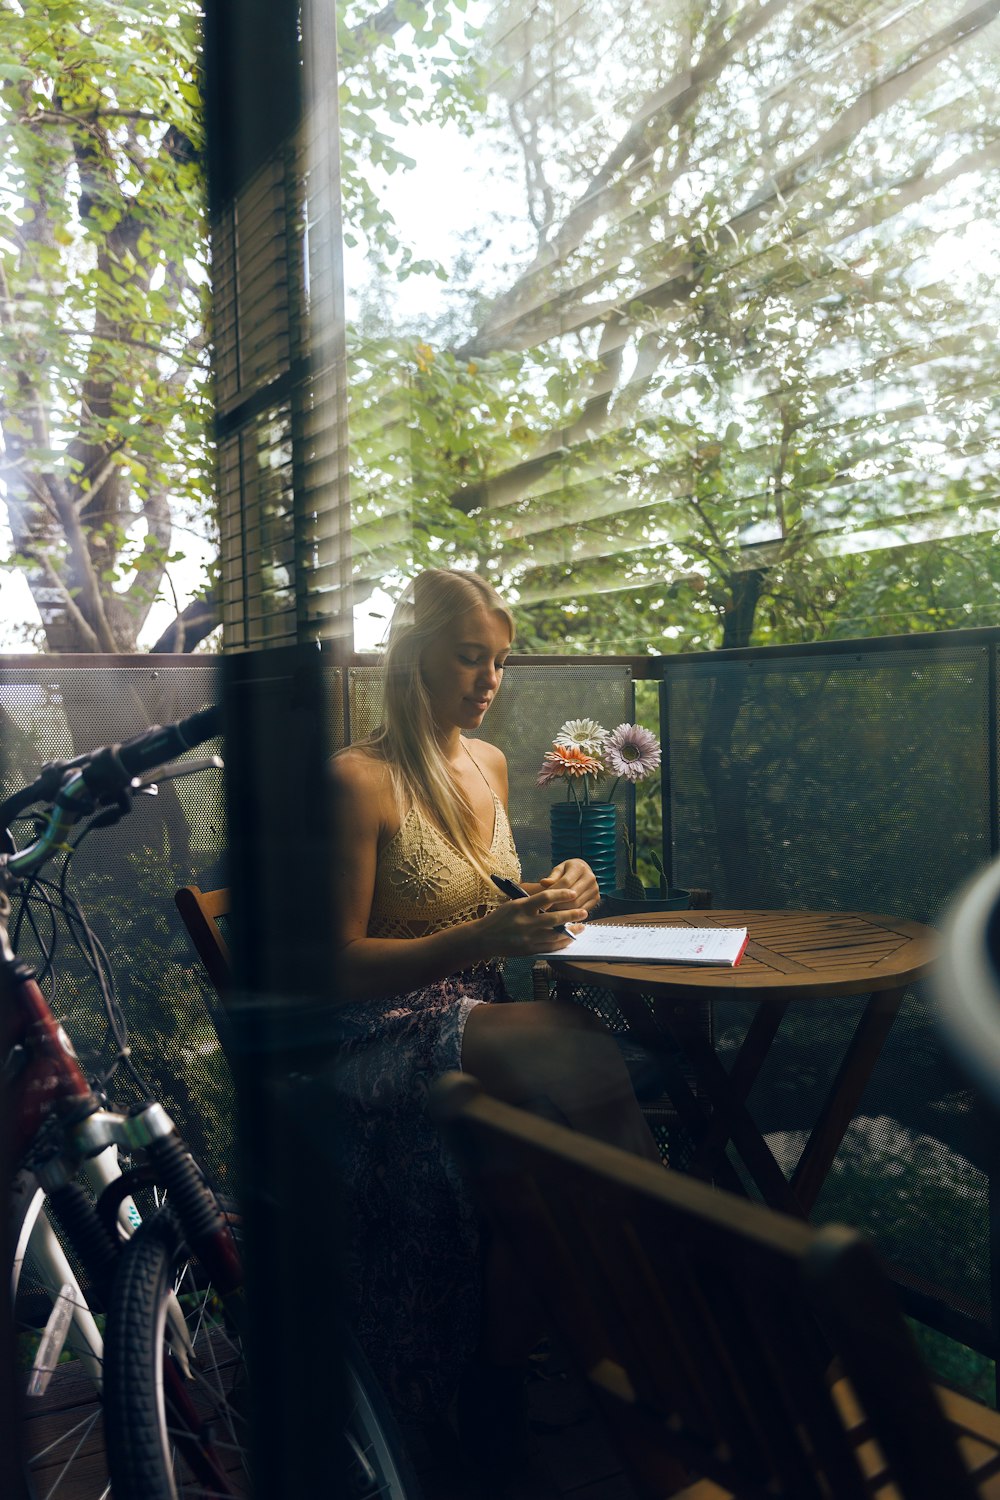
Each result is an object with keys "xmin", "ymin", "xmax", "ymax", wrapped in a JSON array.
[
  {"xmin": 473, "ymin": 741, "xmax": 600, "ymax": 914},
  {"xmin": 330, "ymin": 750, "xmax": 585, "ymax": 1002}
]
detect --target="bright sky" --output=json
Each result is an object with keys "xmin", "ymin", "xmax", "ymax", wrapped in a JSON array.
[{"xmin": 0, "ymin": 518, "xmax": 217, "ymax": 652}]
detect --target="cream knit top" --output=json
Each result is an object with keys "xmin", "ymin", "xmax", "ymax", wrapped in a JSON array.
[{"xmin": 368, "ymin": 793, "xmax": 522, "ymax": 940}]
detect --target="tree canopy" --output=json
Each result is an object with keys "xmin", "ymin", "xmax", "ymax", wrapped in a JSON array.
[
  {"xmin": 0, "ymin": 0, "xmax": 214, "ymax": 652},
  {"xmin": 344, "ymin": 0, "xmax": 1000, "ymax": 651},
  {"xmin": 4, "ymin": 0, "xmax": 998, "ymax": 655}
]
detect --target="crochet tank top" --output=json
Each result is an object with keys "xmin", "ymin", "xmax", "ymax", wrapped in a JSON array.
[{"xmin": 368, "ymin": 792, "xmax": 522, "ymax": 940}]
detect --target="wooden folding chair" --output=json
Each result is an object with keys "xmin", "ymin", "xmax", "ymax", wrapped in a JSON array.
[
  {"xmin": 175, "ymin": 884, "xmax": 231, "ymax": 998},
  {"xmin": 431, "ymin": 1071, "xmax": 1000, "ymax": 1500}
]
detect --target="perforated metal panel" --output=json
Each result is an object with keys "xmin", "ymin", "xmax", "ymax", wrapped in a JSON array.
[
  {"xmin": 663, "ymin": 644, "xmax": 992, "ymax": 918},
  {"xmin": 659, "ymin": 637, "xmax": 997, "ymax": 1362},
  {"xmin": 1, "ymin": 660, "xmax": 233, "ymax": 1185}
]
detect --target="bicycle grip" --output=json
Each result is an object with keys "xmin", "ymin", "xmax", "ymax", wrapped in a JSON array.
[{"xmin": 81, "ymin": 705, "xmax": 223, "ymax": 798}]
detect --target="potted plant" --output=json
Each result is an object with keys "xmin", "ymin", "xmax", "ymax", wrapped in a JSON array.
[
  {"xmin": 536, "ymin": 717, "xmax": 683, "ymax": 903},
  {"xmin": 597, "ymin": 826, "xmax": 690, "ymax": 917}
]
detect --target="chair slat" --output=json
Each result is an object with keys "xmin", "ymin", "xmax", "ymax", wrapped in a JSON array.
[
  {"xmin": 175, "ymin": 884, "xmax": 232, "ymax": 998},
  {"xmin": 432, "ymin": 1071, "xmax": 1000, "ymax": 1500}
]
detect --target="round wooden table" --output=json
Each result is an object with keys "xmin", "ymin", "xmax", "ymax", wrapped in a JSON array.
[{"xmin": 551, "ymin": 909, "xmax": 938, "ymax": 1217}]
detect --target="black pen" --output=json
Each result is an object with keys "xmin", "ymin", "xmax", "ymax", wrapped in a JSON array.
[{"xmin": 490, "ymin": 874, "xmax": 571, "ymax": 935}]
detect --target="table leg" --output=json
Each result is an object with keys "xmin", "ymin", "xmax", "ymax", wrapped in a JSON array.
[
  {"xmin": 604, "ymin": 989, "xmax": 737, "ymax": 1189},
  {"xmin": 611, "ymin": 988, "xmax": 803, "ymax": 1212},
  {"xmin": 790, "ymin": 986, "xmax": 905, "ymax": 1213},
  {"xmin": 667, "ymin": 1016, "xmax": 807, "ymax": 1217},
  {"xmin": 687, "ymin": 1003, "xmax": 783, "ymax": 1179}
]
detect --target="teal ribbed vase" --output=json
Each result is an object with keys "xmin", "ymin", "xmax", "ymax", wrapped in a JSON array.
[{"xmin": 549, "ymin": 803, "xmax": 618, "ymax": 895}]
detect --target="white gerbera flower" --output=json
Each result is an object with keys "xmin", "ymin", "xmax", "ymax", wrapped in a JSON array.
[
  {"xmin": 554, "ymin": 718, "xmax": 608, "ymax": 756},
  {"xmin": 603, "ymin": 723, "xmax": 661, "ymax": 782}
]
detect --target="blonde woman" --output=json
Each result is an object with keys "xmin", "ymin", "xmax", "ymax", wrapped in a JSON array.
[{"xmin": 330, "ymin": 568, "xmax": 658, "ymax": 1462}]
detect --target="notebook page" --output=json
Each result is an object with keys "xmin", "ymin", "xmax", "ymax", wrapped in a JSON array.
[{"xmin": 540, "ymin": 924, "xmax": 749, "ymax": 966}]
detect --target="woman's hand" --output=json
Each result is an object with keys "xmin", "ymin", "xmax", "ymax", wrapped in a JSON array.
[
  {"xmin": 477, "ymin": 886, "xmax": 588, "ymax": 957},
  {"xmin": 538, "ymin": 858, "xmax": 600, "ymax": 915}
]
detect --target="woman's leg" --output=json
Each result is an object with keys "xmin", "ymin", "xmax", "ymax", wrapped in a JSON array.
[
  {"xmin": 458, "ymin": 999, "xmax": 660, "ymax": 1432},
  {"xmin": 461, "ymin": 998, "xmax": 661, "ymax": 1163}
]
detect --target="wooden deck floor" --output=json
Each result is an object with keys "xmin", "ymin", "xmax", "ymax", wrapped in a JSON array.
[
  {"xmin": 411, "ymin": 1346, "xmax": 636, "ymax": 1500},
  {"xmin": 21, "ymin": 1345, "xmax": 634, "ymax": 1500}
]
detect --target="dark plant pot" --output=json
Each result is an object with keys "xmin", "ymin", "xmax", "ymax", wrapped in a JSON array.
[
  {"xmin": 550, "ymin": 802, "xmax": 618, "ymax": 896},
  {"xmin": 597, "ymin": 887, "xmax": 691, "ymax": 918}
]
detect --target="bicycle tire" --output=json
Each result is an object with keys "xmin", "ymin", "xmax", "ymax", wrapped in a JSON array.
[
  {"xmin": 103, "ymin": 1204, "xmax": 250, "ymax": 1499},
  {"xmin": 8, "ymin": 1171, "xmax": 111, "ymax": 1500},
  {"xmin": 103, "ymin": 1204, "xmax": 421, "ymax": 1500},
  {"xmin": 342, "ymin": 1337, "xmax": 423, "ymax": 1500}
]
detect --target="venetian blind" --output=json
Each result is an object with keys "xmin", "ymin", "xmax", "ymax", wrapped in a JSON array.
[
  {"xmin": 345, "ymin": 0, "xmax": 1000, "ymax": 648},
  {"xmin": 212, "ymin": 0, "xmax": 351, "ymax": 651}
]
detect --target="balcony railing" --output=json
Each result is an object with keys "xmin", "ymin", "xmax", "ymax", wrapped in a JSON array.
[{"xmin": 3, "ymin": 624, "xmax": 997, "ymax": 1396}]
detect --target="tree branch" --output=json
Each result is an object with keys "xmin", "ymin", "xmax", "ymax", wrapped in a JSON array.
[
  {"xmin": 460, "ymin": 0, "xmax": 999, "ymax": 359},
  {"xmin": 148, "ymin": 584, "xmax": 219, "ymax": 653},
  {"xmin": 461, "ymin": 0, "xmax": 797, "ymax": 357},
  {"xmin": 35, "ymin": 553, "xmax": 101, "ymax": 652}
]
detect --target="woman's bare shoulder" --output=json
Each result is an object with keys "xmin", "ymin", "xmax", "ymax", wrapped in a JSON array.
[
  {"xmin": 330, "ymin": 744, "xmax": 392, "ymax": 797},
  {"xmin": 468, "ymin": 737, "xmax": 507, "ymax": 773},
  {"xmin": 466, "ymin": 736, "xmax": 509, "ymax": 798}
]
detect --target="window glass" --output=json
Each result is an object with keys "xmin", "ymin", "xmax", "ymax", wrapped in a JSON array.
[{"xmin": 341, "ymin": 0, "xmax": 1000, "ymax": 653}]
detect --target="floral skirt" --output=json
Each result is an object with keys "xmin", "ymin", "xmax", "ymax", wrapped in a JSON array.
[{"xmin": 329, "ymin": 964, "xmax": 506, "ymax": 1421}]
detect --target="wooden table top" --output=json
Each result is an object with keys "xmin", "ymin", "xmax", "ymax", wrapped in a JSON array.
[{"xmin": 553, "ymin": 909, "xmax": 938, "ymax": 1001}]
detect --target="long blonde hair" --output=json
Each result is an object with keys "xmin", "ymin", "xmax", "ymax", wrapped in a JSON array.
[{"xmin": 365, "ymin": 568, "xmax": 514, "ymax": 879}]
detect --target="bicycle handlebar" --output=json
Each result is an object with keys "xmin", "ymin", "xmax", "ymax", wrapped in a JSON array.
[
  {"xmin": 0, "ymin": 705, "xmax": 223, "ymax": 877},
  {"xmin": 80, "ymin": 705, "xmax": 222, "ymax": 798}
]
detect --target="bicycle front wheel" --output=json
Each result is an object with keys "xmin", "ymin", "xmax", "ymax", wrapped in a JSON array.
[
  {"xmin": 103, "ymin": 1205, "xmax": 251, "ymax": 1500},
  {"xmin": 103, "ymin": 1204, "xmax": 421, "ymax": 1500},
  {"xmin": 9, "ymin": 1170, "xmax": 111, "ymax": 1500}
]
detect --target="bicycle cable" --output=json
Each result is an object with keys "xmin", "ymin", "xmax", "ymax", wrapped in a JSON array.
[
  {"xmin": 64, "ymin": 809, "xmax": 155, "ymax": 1094},
  {"xmin": 10, "ymin": 850, "xmax": 151, "ymax": 1096}
]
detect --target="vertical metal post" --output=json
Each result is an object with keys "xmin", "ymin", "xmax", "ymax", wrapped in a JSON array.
[
  {"xmin": 204, "ymin": 0, "xmax": 352, "ymax": 1480},
  {"xmin": 988, "ymin": 643, "xmax": 999, "ymax": 860},
  {"xmin": 658, "ymin": 671, "xmax": 675, "ymax": 890},
  {"xmin": 987, "ymin": 643, "xmax": 1000, "ymax": 1403}
]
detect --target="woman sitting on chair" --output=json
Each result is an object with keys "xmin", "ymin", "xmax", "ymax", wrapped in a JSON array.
[{"xmin": 330, "ymin": 566, "xmax": 658, "ymax": 1454}]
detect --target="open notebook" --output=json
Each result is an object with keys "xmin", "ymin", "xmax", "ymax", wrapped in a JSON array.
[{"xmin": 541, "ymin": 924, "xmax": 749, "ymax": 967}]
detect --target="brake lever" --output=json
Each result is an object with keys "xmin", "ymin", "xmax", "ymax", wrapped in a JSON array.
[{"xmin": 130, "ymin": 754, "xmax": 224, "ymax": 793}]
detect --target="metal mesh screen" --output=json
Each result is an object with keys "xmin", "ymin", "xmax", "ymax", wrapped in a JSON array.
[
  {"xmin": 664, "ymin": 644, "xmax": 992, "ymax": 918},
  {"xmin": 661, "ymin": 640, "xmax": 996, "ymax": 1346},
  {"xmin": 1, "ymin": 660, "xmax": 233, "ymax": 1188},
  {"xmin": 9, "ymin": 647, "xmax": 992, "ymax": 1355}
]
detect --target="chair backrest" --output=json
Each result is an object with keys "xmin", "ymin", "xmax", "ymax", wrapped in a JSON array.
[
  {"xmin": 431, "ymin": 1072, "xmax": 984, "ymax": 1500},
  {"xmin": 175, "ymin": 884, "xmax": 232, "ymax": 997}
]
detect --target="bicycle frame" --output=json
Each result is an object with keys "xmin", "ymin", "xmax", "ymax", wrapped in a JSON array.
[
  {"xmin": 3, "ymin": 921, "xmax": 244, "ymax": 1379},
  {"xmin": 3, "ymin": 708, "xmax": 250, "ymax": 1495}
]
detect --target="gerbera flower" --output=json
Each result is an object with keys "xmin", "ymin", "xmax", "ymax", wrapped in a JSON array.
[
  {"xmin": 536, "ymin": 744, "xmax": 604, "ymax": 786},
  {"xmin": 554, "ymin": 718, "xmax": 608, "ymax": 756},
  {"xmin": 603, "ymin": 723, "xmax": 661, "ymax": 782}
]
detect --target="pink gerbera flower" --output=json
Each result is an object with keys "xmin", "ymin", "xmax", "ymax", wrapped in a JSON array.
[
  {"xmin": 536, "ymin": 744, "xmax": 603, "ymax": 786},
  {"xmin": 602, "ymin": 723, "xmax": 661, "ymax": 782}
]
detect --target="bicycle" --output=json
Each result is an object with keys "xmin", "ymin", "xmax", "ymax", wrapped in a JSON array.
[{"xmin": 3, "ymin": 707, "xmax": 419, "ymax": 1500}]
